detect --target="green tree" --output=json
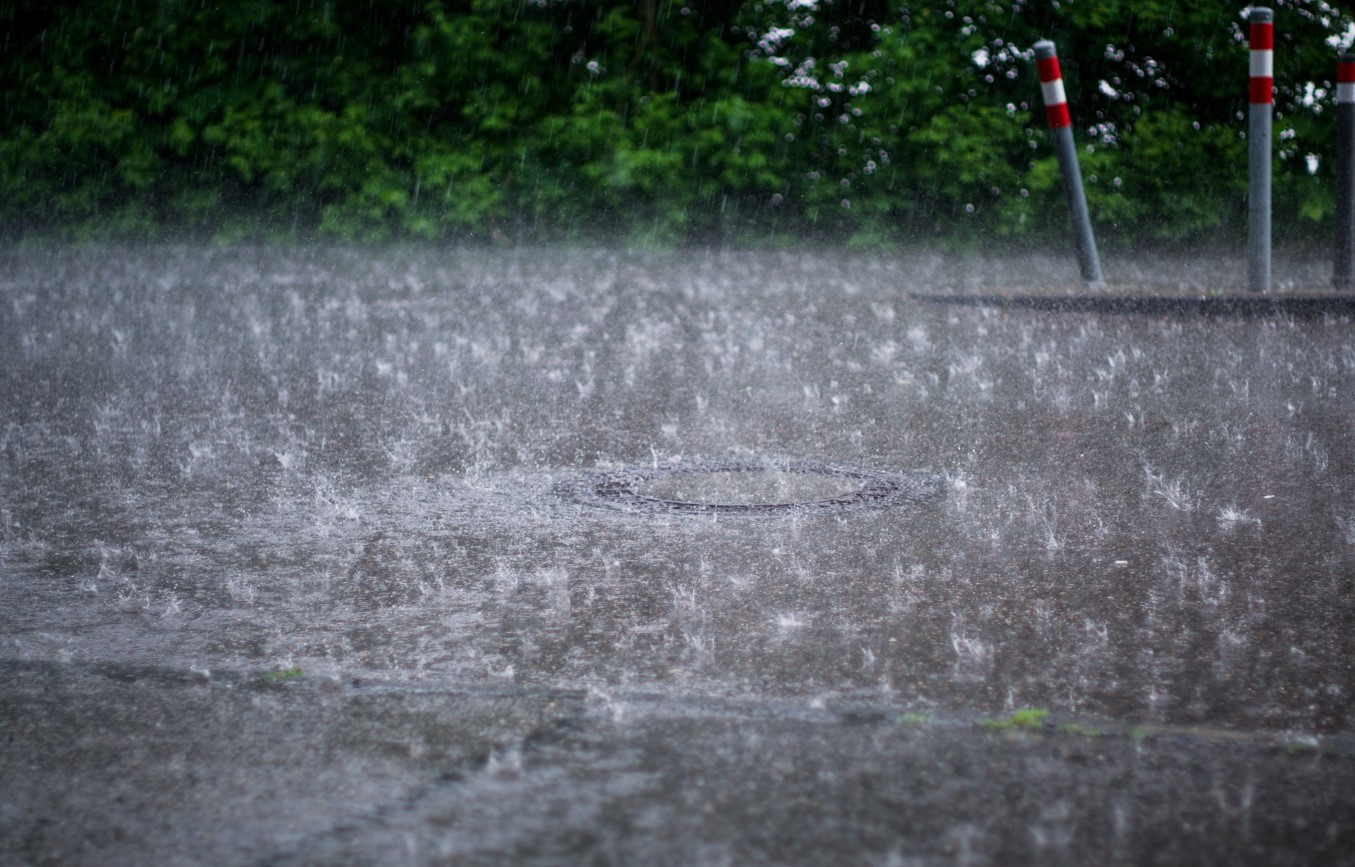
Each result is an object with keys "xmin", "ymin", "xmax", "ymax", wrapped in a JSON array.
[{"xmin": 0, "ymin": 0, "xmax": 1351, "ymax": 244}]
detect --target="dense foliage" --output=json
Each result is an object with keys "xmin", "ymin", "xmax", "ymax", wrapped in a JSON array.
[{"xmin": 2, "ymin": 0, "xmax": 1351, "ymax": 245}]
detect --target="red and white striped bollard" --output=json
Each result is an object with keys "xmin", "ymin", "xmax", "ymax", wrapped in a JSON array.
[
  {"xmin": 1033, "ymin": 40, "xmax": 1103, "ymax": 287},
  {"xmin": 1335, "ymin": 53, "xmax": 1355, "ymax": 289},
  {"xmin": 1248, "ymin": 7, "xmax": 1273, "ymax": 293}
]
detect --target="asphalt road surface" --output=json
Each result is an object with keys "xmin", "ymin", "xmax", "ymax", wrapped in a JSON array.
[{"xmin": 2, "ymin": 246, "xmax": 1352, "ymax": 865}]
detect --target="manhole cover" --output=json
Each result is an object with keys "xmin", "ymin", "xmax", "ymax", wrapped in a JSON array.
[{"xmin": 555, "ymin": 460, "xmax": 943, "ymax": 515}]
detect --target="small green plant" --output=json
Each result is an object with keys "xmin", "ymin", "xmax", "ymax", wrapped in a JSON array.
[
  {"xmin": 265, "ymin": 666, "xmax": 304, "ymax": 681},
  {"xmin": 981, "ymin": 707, "xmax": 1050, "ymax": 731},
  {"xmin": 899, "ymin": 712, "xmax": 931, "ymax": 725}
]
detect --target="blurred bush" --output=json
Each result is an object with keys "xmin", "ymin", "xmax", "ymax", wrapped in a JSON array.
[{"xmin": 0, "ymin": 0, "xmax": 1349, "ymax": 246}]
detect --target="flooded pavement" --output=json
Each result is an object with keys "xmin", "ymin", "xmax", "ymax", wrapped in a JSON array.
[{"xmin": 2, "ymin": 245, "xmax": 1353, "ymax": 864}]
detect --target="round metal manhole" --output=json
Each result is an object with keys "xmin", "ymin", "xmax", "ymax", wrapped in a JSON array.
[{"xmin": 555, "ymin": 460, "xmax": 943, "ymax": 515}]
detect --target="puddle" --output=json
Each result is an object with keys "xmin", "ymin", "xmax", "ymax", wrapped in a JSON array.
[{"xmin": 2, "ymin": 245, "xmax": 1353, "ymax": 864}]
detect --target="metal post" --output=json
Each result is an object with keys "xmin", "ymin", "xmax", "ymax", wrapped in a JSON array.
[
  {"xmin": 1335, "ymin": 53, "xmax": 1355, "ymax": 289},
  {"xmin": 1033, "ymin": 40, "xmax": 1104, "ymax": 288},
  {"xmin": 1248, "ymin": 7, "xmax": 1273, "ymax": 293}
]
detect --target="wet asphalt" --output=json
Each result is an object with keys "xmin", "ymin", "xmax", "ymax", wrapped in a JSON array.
[{"xmin": 1, "ymin": 245, "xmax": 1353, "ymax": 865}]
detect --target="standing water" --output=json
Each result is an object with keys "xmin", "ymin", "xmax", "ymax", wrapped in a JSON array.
[{"xmin": 1, "ymin": 246, "xmax": 1352, "ymax": 864}]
